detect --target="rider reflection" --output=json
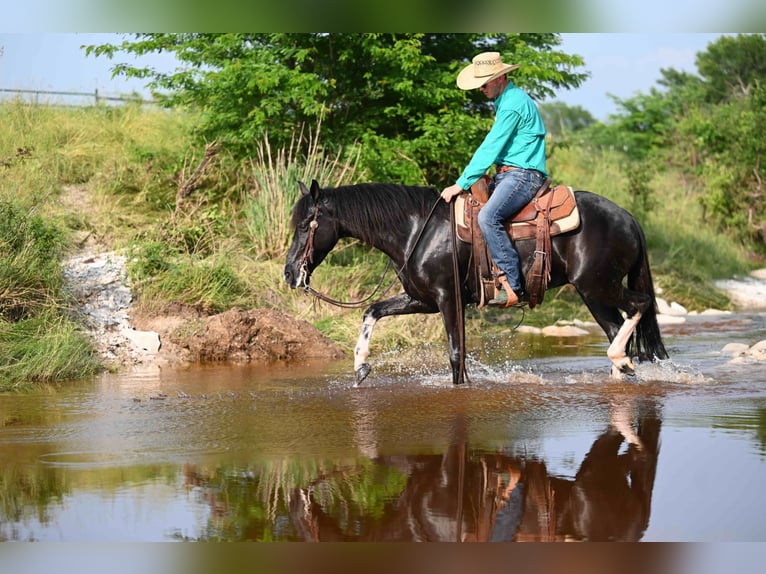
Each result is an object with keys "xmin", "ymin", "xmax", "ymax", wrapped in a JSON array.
[{"xmin": 291, "ymin": 398, "xmax": 661, "ymax": 542}]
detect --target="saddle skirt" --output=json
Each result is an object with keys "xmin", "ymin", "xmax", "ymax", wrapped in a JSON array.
[{"xmin": 454, "ymin": 183, "xmax": 580, "ymax": 243}]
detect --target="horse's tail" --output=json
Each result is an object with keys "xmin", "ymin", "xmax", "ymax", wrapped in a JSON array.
[{"xmin": 627, "ymin": 222, "xmax": 669, "ymax": 362}]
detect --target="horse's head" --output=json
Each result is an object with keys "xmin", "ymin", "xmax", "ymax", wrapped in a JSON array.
[{"xmin": 284, "ymin": 179, "xmax": 340, "ymax": 289}]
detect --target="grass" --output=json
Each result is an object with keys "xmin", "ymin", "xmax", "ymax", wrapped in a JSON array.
[{"xmin": 548, "ymin": 145, "xmax": 754, "ymax": 311}]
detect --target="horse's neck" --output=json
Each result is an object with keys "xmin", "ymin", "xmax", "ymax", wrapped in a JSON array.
[{"xmin": 338, "ymin": 208, "xmax": 423, "ymax": 264}]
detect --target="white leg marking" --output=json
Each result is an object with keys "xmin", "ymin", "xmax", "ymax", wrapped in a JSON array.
[
  {"xmin": 607, "ymin": 311, "xmax": 642, "ymax": 374},
  {"xmin": 354, "ymin": 316, "xmax": 377, "ymax": 371},
  {"xmin": 610, "ymin": 400, "xmax": 643, "ymax": 450}
]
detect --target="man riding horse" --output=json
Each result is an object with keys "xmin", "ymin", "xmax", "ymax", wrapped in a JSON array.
[{"xmin": 441, "ymin": 51, "xmax": 548, "ymax": 309}]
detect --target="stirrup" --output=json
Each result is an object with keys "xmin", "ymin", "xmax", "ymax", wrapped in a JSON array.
[{"xmin": 489, "ymin": 275, "xmax": 519, "ymax": 308}]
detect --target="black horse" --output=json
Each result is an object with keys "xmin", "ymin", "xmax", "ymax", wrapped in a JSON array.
[{"xmin": 284, "ymin": 179, "xmax": 668, "ymax": 385}]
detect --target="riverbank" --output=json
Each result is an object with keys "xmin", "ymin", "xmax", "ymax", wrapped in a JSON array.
[
  {"xmin": 62, "ymin": 249, "xmax": 344, "ymax": 370},
  {"xmin": 61, "ymin": 243, "xmax": 766, "ymax": 372}
]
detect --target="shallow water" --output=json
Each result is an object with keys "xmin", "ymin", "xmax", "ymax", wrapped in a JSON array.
[{"xmin": 2, "ymin": 313, "xmax": 766, "ymax": 541}]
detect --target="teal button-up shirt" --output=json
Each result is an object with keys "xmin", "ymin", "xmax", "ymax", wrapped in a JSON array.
[{"xmin": 456, "ymin": 81, "xmax": 548, "ymax": 190}]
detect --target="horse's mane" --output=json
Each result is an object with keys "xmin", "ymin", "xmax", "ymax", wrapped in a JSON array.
[{"xmin": 292, "ymin": 182, "xmax": 442, "ymax": 244}]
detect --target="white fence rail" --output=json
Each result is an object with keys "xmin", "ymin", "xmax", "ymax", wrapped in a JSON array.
[{"xmin": 0, "ymin": 88, "xmax": 156, "ymax": 106}]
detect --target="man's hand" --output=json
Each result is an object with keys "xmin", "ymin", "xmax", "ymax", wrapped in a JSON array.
[{"xmin": 441, "ymin": 183, "xmax": 464, "ymax": 203}]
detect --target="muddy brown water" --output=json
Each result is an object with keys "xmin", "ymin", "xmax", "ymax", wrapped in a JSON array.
[{"xmin": 2, "ymin": 312, "xmax": 766, "ymax": 542}]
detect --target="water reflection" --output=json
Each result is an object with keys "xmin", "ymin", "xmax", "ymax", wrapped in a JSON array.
[
  {"xmin": 4, "ymin": 311, "xmax": 766, "ymax": 542},
  {"xmin": 169, "ymin": 398, "xmax": 661, "ymax": 542}
]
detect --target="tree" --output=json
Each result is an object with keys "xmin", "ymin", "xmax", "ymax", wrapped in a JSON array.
[
  {"xmin": 695, "ymin": 33, "xmax": 766, "ymax": 103},
  {"xmin": 538, "ymin": 101, "xmax": 596, "ymax": 137},
  {"xmin": 87, "ymin": 33, "xmax": 587, "ymax": 185}
]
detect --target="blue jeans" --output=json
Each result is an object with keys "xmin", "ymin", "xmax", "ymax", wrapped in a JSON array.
[{"xmin": 477, "ymin": 168, "xmax": 545, "ymax": 293}]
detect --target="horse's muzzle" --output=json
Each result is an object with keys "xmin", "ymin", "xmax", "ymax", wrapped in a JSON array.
[{"xmin": 284, "ymin": 264, "xmax": 310, "ymax": 290}]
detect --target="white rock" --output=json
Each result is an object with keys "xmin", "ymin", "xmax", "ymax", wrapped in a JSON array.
[
  {"xmin": 669, "ymin": 301, "xmax": 688, "ymax": 315},
  {"xmin": 699, "ymin": 309, "xmax": 732, "ymax": 315},
  {"xmin": 657, "ymin": 314, "xmax": 686, "ymax": 325},
  {"xmin": 748, "ymin": 340, "xmax": 766, "ymax": 360},
  {"xmin": 542, "ymin": 325, "xmax": 590, "ymax": 337},
  {"xmin": 715, "ymin": 277, "xmax": 766, "ymax": 309},
  {"xmin": 656, "ymin": 297, "xmax": 687, "ymax": 316},
  {"xmin": 120, "ymin": 328, "xmax": 161, "ymax": 354},
  {"xmin": 655, "ymin": 297, "xmax": 672, "ymax": 315},
  {"xmin": 721, "ymin": 343, "xmax": 749, "ymax": 356},
  {"xmin": 515, "ymin": 325, "xmax": 542, "ymax": 335}
]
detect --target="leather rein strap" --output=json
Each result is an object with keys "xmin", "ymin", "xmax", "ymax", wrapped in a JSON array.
[
  {"xmin": 450, "ymin": 201, "xmax": 469, "ymax": 384},
  {"xmin": 299, "ymin": 195, "xmax": 442, "ymax": 310}
]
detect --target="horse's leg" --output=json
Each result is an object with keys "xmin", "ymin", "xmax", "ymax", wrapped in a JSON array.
[
  {"xmin": 581, "ymin": 290, "xmax": 653, "ymax": 379},
  {"xmin": 353, "ymin": 293, "xmax": 436, "ymax": 386},
  {"xmin": 580, "ymin": 298, "xmax": 631, "ymax": 377},
  {"xmin": 437, "ymin": 298, "xmax": 469, "ymax": 386},
  {"xmin": 607, "ymin": 311, "xmax": 642, "ymax": 378}
]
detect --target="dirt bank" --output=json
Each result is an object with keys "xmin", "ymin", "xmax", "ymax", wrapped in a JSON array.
[
  {"xmin": 131, "ymin": 303, "xmax": 346, "ymax": 367},
  {"xmin": 62, "ymin": 249, "xmax": 345, "ymax": 370}
]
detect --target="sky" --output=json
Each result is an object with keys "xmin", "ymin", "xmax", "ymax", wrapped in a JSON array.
[{"xmin": 0, "ymin": 32, "xmax": 737, "ymax": 121}]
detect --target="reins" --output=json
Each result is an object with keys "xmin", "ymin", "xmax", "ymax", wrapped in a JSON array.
[
  {"xmin": 299, "ymin": 194, "xmax": 444, "ymax": 309},
  {"xmin": 449, "ymin": 200, "xmax": 469, "ymax": 384}
]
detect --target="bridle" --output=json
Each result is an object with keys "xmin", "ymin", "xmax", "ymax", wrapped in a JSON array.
[
  {"xmin": 295, "ymin": 202, "xmax": 320, "ymax": 291},
  {"xmin": 295, "ymin": 195, "xmax": 442, "ymax": 309}
]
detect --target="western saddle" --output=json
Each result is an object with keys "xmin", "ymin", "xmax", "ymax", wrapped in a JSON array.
[{"xmin": 454, "ymin": 175, "xmax": 579, "ymax": 309}]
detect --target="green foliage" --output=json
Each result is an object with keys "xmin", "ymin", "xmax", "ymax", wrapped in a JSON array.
[
  {"xmin": 0, "ymin": 200, "xmax": 64, "ymax": 321},
  {"xmin": 135, "ymin": 255, "xmax": 249, "ymax": 314},
  {"xmin": 87, "ymin": 33, "xmax": 587, "ymax": 186},
  {"xmin": 0, "ymin": 313, "xmax": 102, "ymax": 391},
  {"xmin": 568, "ymin": 34, "xmax": 766, "ymax": 250},
  {"xmin": 676, "ymin": 85, "xmax": 766, "ymax": 243},
  {"xmin": 624, "ymin": 160, "xmax": 656, "ymax": 220},
  {"xmin": 539, "ymin": 101, "xmax": 596, "ymax": 136},
  {"xmin": 696, "ymin": 34, "xmax": 766, "ymax": 103}
]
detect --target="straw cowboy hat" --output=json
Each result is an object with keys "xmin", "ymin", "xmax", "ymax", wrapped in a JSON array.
[{"xmin": 456, "ymin": 51, "xmax": 521, "ymax": 90}]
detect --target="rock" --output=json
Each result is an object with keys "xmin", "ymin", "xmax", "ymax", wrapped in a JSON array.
[
  {"xmin": 669, "ymin": 301, "xmax": 688, "ymax": 315},
  {"xmin": 656, "ymin": 297, "xmax": 672, "ymax": 315},
  {"xmin": 542, "ymin": 325, "xmax": 590, "ymax": 337},
  {"xmin": 748, "ymin": 340, "xmax": 766, "ymax": 360},
  {"xmin": 120, "ymin": 328, "xmax": 161, "ymax": 354},
  {"xmin": 715, "ymin": 277, "xmax": 766, "ymax": 309},
  {"xmin": 573, "ymin": 319, "xmax": 599, "ymax": 329},
  {"xmin": 721, "ymin": 343, "xmax": 749, "ymax": 356},
  {"xmin": 726, "ymin": 340, "xmax": 766, "ymax": 363},
  {"xmin": 656, "ymin": 297, "xmax": 687, "ymax": 316},
  {"xmin": 63, "ymin": 250, "xmax": 344, "ymax": 370},
  {"xmin": 515, "ymin": 325, "xmax": 542, "ymax": 335},
  {"xmin": 657, "ymin": 314, "xmax": 686, "ymax": 325}
]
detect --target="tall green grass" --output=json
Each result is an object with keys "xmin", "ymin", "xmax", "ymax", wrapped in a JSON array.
[
  {"xmin": 242, "ymin": 122, "xmax": 361, "ymax": 260},
  {"xmin": 0, "ymin": 313, "xmax": 101, "ymax": 391},
  {"xmin": 0, "ymin": 198, "xmax": 101, "ymax": 390}
]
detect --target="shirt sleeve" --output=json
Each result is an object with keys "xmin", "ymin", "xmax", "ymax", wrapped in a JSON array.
[{"xmin": 455, "ymin": 109, "xmax": 521, "ymax": 190}]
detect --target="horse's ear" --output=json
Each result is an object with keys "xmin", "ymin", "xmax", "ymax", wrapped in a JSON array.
[
  {"xmin": 309, "ymin": 179, "xmax": 321, "ymax": 201},
  {"xmin": 298, "ymin": 181, "xmax": 310, "ymax": 196}
]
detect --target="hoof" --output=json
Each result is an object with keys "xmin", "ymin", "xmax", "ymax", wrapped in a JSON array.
[
  {"xmin": 610, "ymin": 363, "xmax": 635, "ymax": 379},
  {"xmin": 355, "ymin": 363, "xmax": 371, "ymax": 386},
  {"xmin": 620, "ymin": 362, "xmax": 636, "ymax": 376}
]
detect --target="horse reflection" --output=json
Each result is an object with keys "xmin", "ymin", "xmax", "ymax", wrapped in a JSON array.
[{"xmin": 289, "ymin": 400, "xmax": 661, "ymax": 542}]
